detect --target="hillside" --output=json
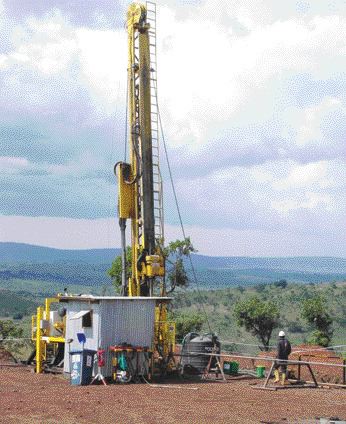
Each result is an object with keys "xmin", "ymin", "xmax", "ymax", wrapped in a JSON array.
[
  {"xmin": 0, "ymin": 242, "xmax": 121, "ymax": 264},
  {"xmin": 172, "ymin": 281, "xmax": 346, "ymax": 348},
  {"xmin": 1, "ymin": 243, "xmax": 345, "ymax": 289},
  {"xmin": 0, "ymin": 289, "xmax": 39, "ymax": 318}
]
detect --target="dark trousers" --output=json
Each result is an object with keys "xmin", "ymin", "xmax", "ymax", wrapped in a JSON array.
[{"xmin": 274, "ymin": 359, "xmax": 287, "ymax": 373}]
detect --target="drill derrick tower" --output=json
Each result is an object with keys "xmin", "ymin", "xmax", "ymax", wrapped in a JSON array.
[
  {"xmin": 116, "ymin": 1, "xmax": 165, "ymax": 299},
  {"xmin": 116, "ymin": 1, "xmax": 175, "ymax": 369}
]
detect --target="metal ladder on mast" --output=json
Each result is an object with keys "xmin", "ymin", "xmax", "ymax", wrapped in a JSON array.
[{"xmin": 146, "ymin": 1, "xmax": 164, "ymax": 245}]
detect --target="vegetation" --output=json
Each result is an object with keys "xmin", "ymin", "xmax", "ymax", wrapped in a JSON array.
[
  {"xmin": 107, "ymin": 247, "xmax": 132, "ymax": 293},
  {"xmin": 108, "ymin": 238, "xmax": 196, "ymax": 293},
  {"xmin": 234, "ymin": 297, "xmax": 279, "ymax": 350},
  {"xmin": 170, "ymin": 311, "xmax": 205, "ymax": 341},
  {"xmin": 0, "ymin": 254, "xmax": 345, "ymax": 354},
  {"xmin": 0, "ymin": 290, "xmax": 38, "ymax": 318},
  {"xmin": 0, "ymin": 319, "xmax": 23, "ymax": 340},
  {"xmin": 171, "ymin": 281, "xmax": 346, "ymax": 350},
  {"xmin": 301, "ymin": 295, "xmax": 334, "ymax": 347},
  {"xmin": 0, "ymin": 319, "xmax": 26, "ymax": 358}
]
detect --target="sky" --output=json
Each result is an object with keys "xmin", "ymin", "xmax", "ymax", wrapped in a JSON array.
[{"xmin": 0, "ymin": 0, "xmax": 345, "ymax": 257}]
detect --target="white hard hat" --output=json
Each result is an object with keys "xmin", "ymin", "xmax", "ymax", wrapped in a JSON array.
[{"xmin": 279, "ymin": 331, "xmax": 285, "ymax": 337}]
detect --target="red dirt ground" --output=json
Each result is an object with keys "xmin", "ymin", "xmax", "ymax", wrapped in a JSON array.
[{"xmin": 0, "ymin": 364, "xmax": 345, "ymax": 424}]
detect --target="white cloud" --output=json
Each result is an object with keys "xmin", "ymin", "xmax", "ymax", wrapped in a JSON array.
[
  {"xmin": 273, "ymin": 161, "xmax": 331, "ymax": 190},
  {"xmin": 158, "ymin": 8, "xmax": 346, "ymax": 152},
  {"xmin": 0, "ymin": 156, "xmax": 29, "ymax": 173},
  {"xmin": 174, "ymin": 158, "xmax": 345, "ymax": 237},
  {"xmin": 271, "ymin": 192, "xmax": 333, "ymax": 213},
  {"xmin": 1, "ymin": 1, "xmax": 346, "ymax": 256}
]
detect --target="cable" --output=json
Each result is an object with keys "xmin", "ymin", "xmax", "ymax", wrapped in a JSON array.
[{"xmin": 152, "ymin": 78, "xmax": 212, "ymax": 333}]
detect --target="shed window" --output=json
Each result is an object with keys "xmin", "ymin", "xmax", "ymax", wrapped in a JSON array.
[
  {"xmin": 82, "ymin": 311, "xmax": 92, "ymax": 328},
  {"xmin": 70, "ymin": 310, "xmax": 93, "ymax": 328}
]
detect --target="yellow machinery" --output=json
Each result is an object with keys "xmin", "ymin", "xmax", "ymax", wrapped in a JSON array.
[
  {"xmin": 31, "ymin": 297, "xmax": 65, "ymax": 373},
  {"xmin": 116, "ymin": 2, "xmax": 175, "ymax": 368},
  {"xmin": 31, "ymin": 2, "xmax": 175, "ymax": 374}
]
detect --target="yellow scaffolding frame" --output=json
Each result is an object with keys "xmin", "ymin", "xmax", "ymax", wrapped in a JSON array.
[{"xmin": 32, "ymin": 297, "xmax": 65, "ymax": 373}]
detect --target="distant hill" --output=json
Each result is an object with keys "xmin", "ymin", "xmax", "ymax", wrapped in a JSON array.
[
  {"xmin": 0, "ymin": 242, "xmax": 121, "ymax": 264},
  {"xmin": 0, "ymin": 243, "xmax": 345, "ymax": 289}
]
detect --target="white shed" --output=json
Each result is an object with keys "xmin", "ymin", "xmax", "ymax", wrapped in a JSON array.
[{"xmin": 61, "ymin": 295, "xmax": 168, "ymax": 377}]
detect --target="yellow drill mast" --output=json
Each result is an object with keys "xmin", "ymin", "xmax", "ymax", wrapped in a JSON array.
[
  {"xmin": 116, "ymin": 2, "xmax": 164, "ymax": 297},
  {"xmin": 116, "ymin": 2, "xmax": 175, "ymax": 368}
]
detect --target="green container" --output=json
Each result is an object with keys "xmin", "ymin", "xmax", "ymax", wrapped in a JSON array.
[
  {"xmin": 223, "ymin": 361, "xmax": 239, "ymax": 375},
  {"xmin": 230, "ymin": 361, "xmax": 239, "ymax": 375},
  {"xmin": 256, "ymin": 365, "xmax": 266, "ymax": 378}
]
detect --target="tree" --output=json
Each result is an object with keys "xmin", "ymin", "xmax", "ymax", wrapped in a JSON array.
[
  {"xmin": 0, "ymin": 320, "xmax": 23, "ymax": 340},
  {"xmin": 108, "ymin": 238, "xmax": 196, "ymax": 293},
  {"xmin": 108, "ymin": 246, "xmax": 132, "ymax": 293},
  {"xmin": 301, "ymin": 296, "xmax": 333, "ymax": 347},
  {"xmin": 234, "ymin": 297, "xmax": 280, "ymax": 351},
  {"xmin": 0, "ymin": 320, "xmax": 24, "ymax": 358},
  {"xmin": 170, "ymin": 312, "xmax": 204, "ymax": 341},
  {"xmin": 273, "ymin": 279, "xmax": 288, "ymax": 289},
  {"xmin": 163, "ymin": 238, "xmax": 196, "ymax": 293}
]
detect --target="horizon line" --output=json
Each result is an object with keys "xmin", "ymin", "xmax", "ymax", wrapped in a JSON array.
[{"xmin": 1, "ymin": 241, "xmax": 345, "ymax": 260}]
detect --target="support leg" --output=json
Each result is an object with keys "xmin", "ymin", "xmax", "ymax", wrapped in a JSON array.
[
  {"xmin": 263, "ymin": 362, "xmax": 275, "ymax": 388},
  {"xmin": 306, "ymin": 364, "xmax": 318, "ymax": 387}
]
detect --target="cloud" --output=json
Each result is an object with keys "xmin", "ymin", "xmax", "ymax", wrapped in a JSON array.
[
  {"xmin": 2, "ymin": 0, "xmax": 128, "ymax": 30},
  {"xmin": 1, "ymin": 1, "xmax": 345, "ymax": 256},
  {"xmin": 173, "ymin": 158, "xmax": 345, "ymax": 236}
]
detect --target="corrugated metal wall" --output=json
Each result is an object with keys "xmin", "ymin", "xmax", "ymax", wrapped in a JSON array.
[
  {"xmin": 100, "ymin": 299, "xmax": 156, "ymax": 377},
  {"xmin": 63, "ymin": 299, "xmax": 156, "ymax": 377}
]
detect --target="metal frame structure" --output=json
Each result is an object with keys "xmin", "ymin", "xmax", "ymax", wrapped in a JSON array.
[
  {"xmin": 31, "ymin": 2, "xmax": 175, "ymax": 375},
  {"xmin": 32, "ymin": 297, "xmax": 65, "ymax": 373},
  {"xmin": 116, "ymin": 1, "xmax": 175, "ymax": 368}
]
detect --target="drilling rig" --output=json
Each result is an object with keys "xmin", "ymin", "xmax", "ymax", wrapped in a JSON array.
[
  {"xmin": 115, "ymin": 2, "xmax": 175, "ymax": 368},
  {"xmin": 31, "ymin": 2, "xmax": 175, "ymax": 376}
]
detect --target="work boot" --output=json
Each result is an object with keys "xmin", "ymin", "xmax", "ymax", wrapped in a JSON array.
[
  {"xmin": 281, "ymin": 373, "xmax": 287, "ymax": 386},
  {"xmin": 273, "ymin": 369, "xmax": 280, "ymax": 383}
]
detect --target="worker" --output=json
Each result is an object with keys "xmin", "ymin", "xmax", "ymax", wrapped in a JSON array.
[{"xmin": 273, "ymin": 330, "xmax": 291, "ymax": 385}]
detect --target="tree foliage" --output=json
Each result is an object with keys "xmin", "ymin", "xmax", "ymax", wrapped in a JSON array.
[
  {"xmin": 301, "ymin": 296, "xmax": 333, "ymax": 347},
  {"xmin": 273, "ymin": 279, "xmax": 288, "ymax": 289},
  {"xmin": 0, "ymin": 320, "xmax": 25, "ymax": 358},
  {"xmin": 171, "ymin": 312, "xmax": 204, "ymax": 341},
  {"xmin": 234, "ymin": 297, "xmax": 280, "ymax": 351},
  {"xmin": 108, "ymin": 246, "xmax": 132, "ymax": 293},
  {"xmin": 163, "ymin": 238, "xmax": 196, "ymax": 293},
  {"xmin": 0, "ymin": 320, "xmax": 23, "ymax": 340},
  {"xmin": 108, "ymin": 238, "xmax": 196, "ymax": 293}
]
